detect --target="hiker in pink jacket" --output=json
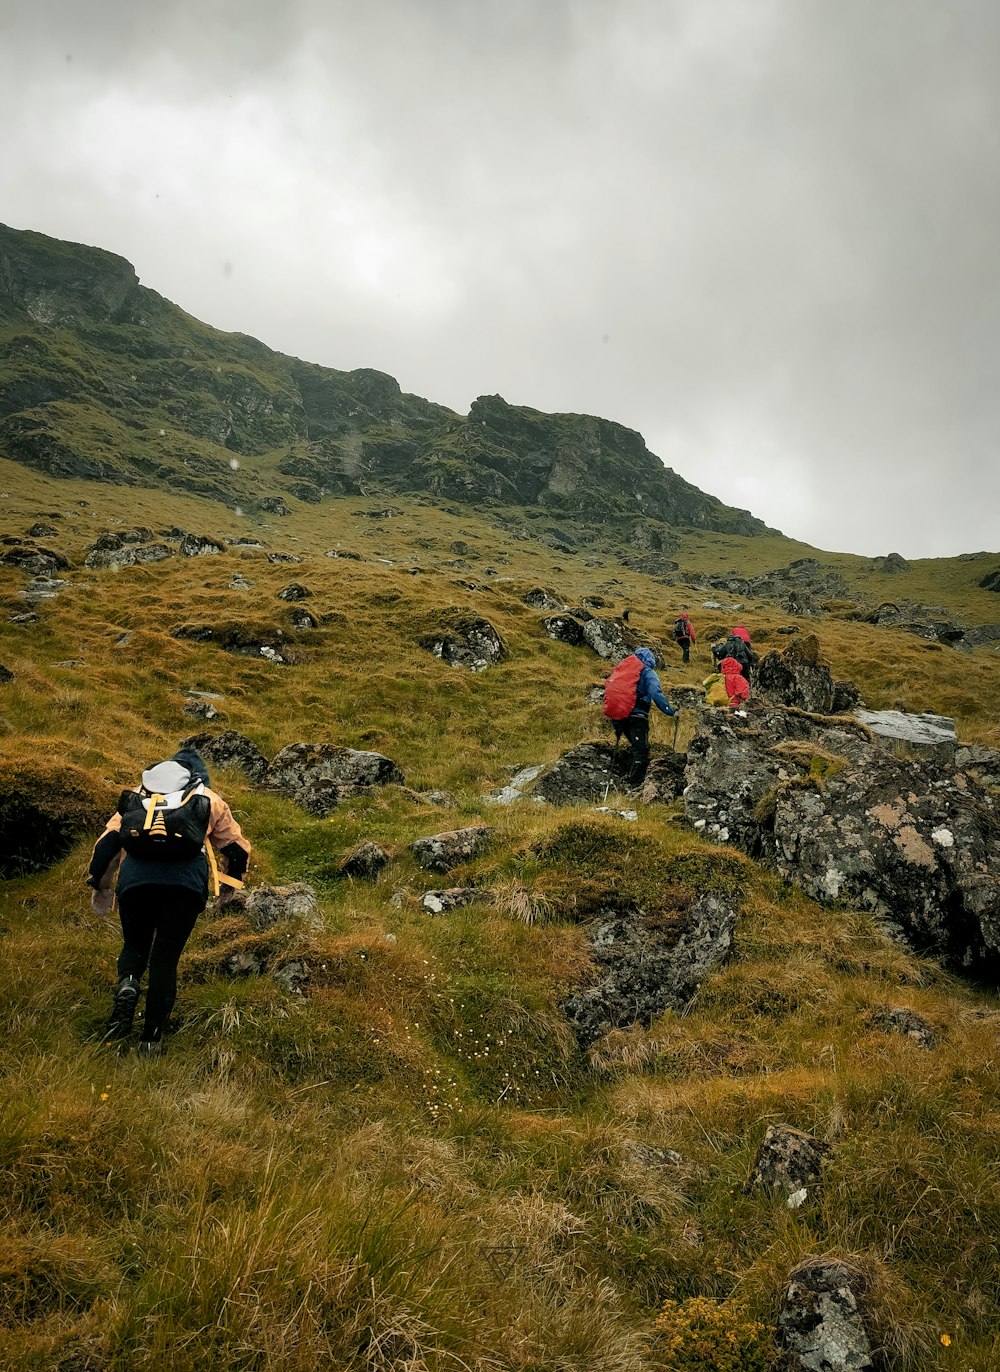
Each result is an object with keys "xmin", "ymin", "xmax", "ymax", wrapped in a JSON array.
[{"xmin": 719, "ymin": 655, "xmax": 750, "ymax": 708}]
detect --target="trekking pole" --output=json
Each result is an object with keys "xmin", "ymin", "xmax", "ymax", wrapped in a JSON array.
[{"xmin": 672, "ymin": 713, "xmax": 680, "ymax": 752}]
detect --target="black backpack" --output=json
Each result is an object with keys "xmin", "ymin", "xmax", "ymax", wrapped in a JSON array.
[
  {"xmin": 673, "ymin": 617, "xmax": 688, "ymax": 640},
  {"xmin": 118, "ymin": 776, "xmax": 211, "ymax": 861}
]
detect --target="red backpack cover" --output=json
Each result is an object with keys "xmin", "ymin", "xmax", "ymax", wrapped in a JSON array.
[{"xmin": 603, "ymin": 654, "xmax": 644, "ymax": 720}]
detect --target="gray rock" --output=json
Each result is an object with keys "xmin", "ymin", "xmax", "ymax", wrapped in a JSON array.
[
  {"xmin": 853, "ymin": 708, "xmax": 957, "ymax": 764},
  {"xmin": 84, "ymin": 542, "xmax": 173, "ymax": 570},
  {"xmin": 978, "ymin": 569, "xmax": 1000, "ymax": 592},
  {"xmin": 756, "ymin": 635, "xmax": 836, "ymax": 713},
  {"xmin": 419, "ymin": 615, "xmax": 505, "ymax": 671},
  {"xmin": 229, "ymin": 574, "xmax": 253, "ymax": 590},
  {"xmin": 340, "ymin": 841, "xmax": 391, "ymax": 879},
  {"xmin": 684, "ymin": 707, "xmax": 1000, "ymax": 973},
  {"xmin": 26, "ymin": 522, "xmax": 57, "ymax": 538},
  {"xmin": 582, "ymin": 616, "xmax": 639, "ymax": 662},
  {"xmin": 542, "ymin": 615, "xmax": 585, "ymax": 646},
  {"xmin": 9, "ymin": 611, "xmax": 39, "ymax": 623},
  {"xmin": 226, "ymin": 882, "xmax": 318, "ymax": 931},
  {"xmin": 523, "ymin": 587, "xmax": 564, "ymax": 610},
  {"xmin": 180, "ymin": 729, "xmax": 270, "ymax": 784},
  {"xmin": 180, "ymin": 534, "xmax": 223, "ymax": 557},
  {"xmin": 277, "ymin": 582, "xmax": 311, "ymax": 601},
  {"xmin": 183, "ymin": 699, "xmax": 221, "ymax": 721},
  {"xmin": 411, "ymin": 826, "xmax": 492, "ymax": 873},
  {"xmin": 268, "ymin": 742, "xmax": 404, "ymax": 816},
  {"xmin": 260, "ymin": 497, "xmax": 290, "ymax": 516},
  {"xmin": 288, "ymin": 608, "xmax": 317, "ymax": 630},
  {"xmin": 638, "ymin": 752, "xmax": 687, "ymax": 805},
  {"xmin": 778, "ymin": 1258, "xmax": 874, "ymax": 1371},
  {"xmin": 562, "ymin": 894, "xmax": 736, "ymax": 1046},
  {"xmin": 955, "ymin": 744, "xmax": 1000, "ymax": 790},
  {"xmin": 0, "ymin": 662, "xmax": 13, "ymax": 683},
  {"xmin": 484, "ymin": 763, "xmax": 545, "ymax": 805},
  {"xmin": 533, "ymin": 743, "xmax": 630, "ymax": 805},
  {"xmin": 273, "ymin": 960, "xmax": 309, "ymax": 994},
  {"xmin": 267, "ymin": 551, "xmax": 301, "ymax": 564},
  {"xmin": 752, "ymin": 1124, "xmax": 830, "ymax": 1202},
  {"xmin": 868, "ymin": 1004, "xmax": 937, "ymax": 1048},
  {"xmin": 223, "ymin": 948, "xmax": 265, "ymax": 977},
  {"xmin": 421, "ymin": 886, "xmax": 489, "ymax": 913},
  {"xmin": 871, "ymin": 551, "xmax": 911, "ymax": 574}
]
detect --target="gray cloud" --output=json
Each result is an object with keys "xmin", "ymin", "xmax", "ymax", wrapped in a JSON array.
[{"xmin": 2, "ymin": 0, "xmax": 999, "ymax": 555}]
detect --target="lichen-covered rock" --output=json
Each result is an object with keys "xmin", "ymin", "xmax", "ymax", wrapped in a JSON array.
[
  {"xmin": 562, "ymin": 894, "xmax": 736, "ymax": 1046},
  {"xmin": 180, "ymin": 729, "xmax": 270, "ymax": 784},
  {"xmin": 277, "ymin": 582, "xmax": 311, "ymax": 601},
  {"xmin": 542, "ymin": 615, "xmax": 585, "ymax": 645},
  {"xmin": 955, "ymin": 743, "xmax": 1000, "ymax": 791},
  {"xmin": 287, "ymin": 608, "xmax": 318, "ymax": 630},
  {"xmin": 260, "ymin": 496, "xmax": 290, "ymax": 516},
  {"xmin": 273, "ymin": 960, "xmax": 309, "ymax": 994},
  {"xmin": 1, "ymin": 545, "xmax": 70, "ymax": 575},
  {"xmin": 638, "ymin": 753, "xmax": 687, "ymax": 805},
  {"xmin": 85, "ymin": 541, "xmax": 173, "ymax": 570},
  {"xmin": 183, "ymin": 698, "xmax": 221, "ymax": 721},
  {"xmin": 854, "ymin": 708, "xmax": 957, "ymax": 764},
  {"xmin": 684, "ymin": 707, "xmax": 1000, "ymax": 974},
  {"xmin": 226, "ymin": 883, "xmax": 318, "ymax": 931},
  {"xmin": 179, "ymin": 534, "xmax": 223, "ymax": 557},
  {"xmin": 533, "ymin": 743, "xmax": 630, "ymax": 805},
  {"xmin": 582, "ymin": 616, "xmax": 639, "ymax": 662},
  {"xmin": 751, "ymin": 1124, "xmax": 830, "ymax": 1201},
  {"xmin": 421, "ymin": 886, "xmax": 489, "ymax": 913},
  {"xmin": 340, "ymin": 841, "xmax": 391, "ymax": 879},
  {"xmin": 417, "ymin": 613, "xmax": 505, "ymax": 671},
  {"xmin": 171, "ymin": 620, "xmax": 290, "ymax": 658},
  {"xmin": 980, "ymin": 569, "xmax": 1000, "ymax": 592},
  {"xmin": 411, "ymin": 826, "xmax": 492, "ymax": 872},
  {"xmin": 268, "ymin": 742, "xmax": 404, "ymax": 816},
  {"xmin": 484, "ymin": 763, "xmax": 545, "ymax": 805},
  {"xmin": 777, "ymin": 1258, "xmax": 874, "ymax": 1371},
  {"xmin": 871, "ymin": 551, "xmax": 911, "ymax": 574},
  {"xmin": 867, "ymin": 1004, "xmax": 937, "ymax": 1048},
  {"xmin": 523, "ymin": 587, "xmax": 564, "ymax": 610},
  {"xmin": 755, "ymin": 635, "xmax": 835, "ymax": 713}
]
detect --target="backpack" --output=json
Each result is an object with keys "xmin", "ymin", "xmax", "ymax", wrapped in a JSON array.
[
  {"xmin": 603, "ymin": 654, "xmax": 644, "ymax": 720},
  {"xmin": 723, "ymin": 635, "xmax": 750, "ymax": 670},
  {"xmin": 118, "ymin": 770, "xmax": 211, "ymax": 861},
  {"xmin": 673, "ymin": 617, "xmax": 688, "ymax": 640}
]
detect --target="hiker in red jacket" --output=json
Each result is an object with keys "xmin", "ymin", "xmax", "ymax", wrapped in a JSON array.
[
  {"xmin": 719, "ymin": 655, "xmax": 750, "ymax": 708},
  {"xmin": 672, "ymin": 611, "xmax": 696, "ymax": 664}
]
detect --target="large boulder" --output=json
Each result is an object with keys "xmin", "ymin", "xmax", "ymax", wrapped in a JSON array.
[
  {"xmin": 268, "ymin": 742, "xmax": 404, "ymax": 816},
  {"xmin": 582, "ymin": 617, "xmax": 639, "ymax": 662},
  {"xmin": 755, "ymin": 635, "xmax": 836, "ymax": 713},
  {"xmin": 179, "ymin": 534, "xmax": 223, "ymax": 557},
  {"xmin": 978, "ymin": 569, "xmax": 1000, "ymax": 592},
  {"xmin": 417, "ymin": 612, "xmax": 505, "ymax": 671},
  {"xmin": 522, "ymin": 587, "xmax": 564, "ymax": 610},
  {"xmin": 777, "ymin": 1258, "xmax": 874, "ymax": 1371},
  {"xmin": 411, "ymin": 826, "xmax": 492, "ymax": 872},
  {"xmin": 684, "ymin": 708, "xmax": 1000, "ymax": 973},
  {"xmin": 180, "ymin": 730, "xmax": 270, "ymax": 785},
  {"xmin": 533, "ymin": 743, "xmax": 631, "ymax": 805},
  {"xmin": 751, "ymin": 1125, "xmax": 830, "ymax": 1203},
  {"xmin": 542, "ymin": 615, "xmax": 585, "ymax": 646},
  {"xmin": 225, "ymin": 883, "xmax": 318, "ymax": 930},
  {"xmin": 871, "ymin": 551, "xmax": 910, "ymax": 574},
  {"xmin": 563, "ymin": 894, "xmax": 736, "ymax": 1046},
  {"xmin": 1, "ymin": 545, "xmax": 70, "ymax": 576},
  {"xmin": 85, "ymin": 542, "xmax": 173, "ymax": 570},
  {"xmin": 854, "ymin": 709, "xmax": 957, "ymax": 765}
]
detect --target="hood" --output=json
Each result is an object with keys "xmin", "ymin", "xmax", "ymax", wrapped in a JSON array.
[
  {"xmin": 730, "ymin": 626, "xmax": 751, "ymax": 643},
  {"xmin": 634, "ymin": 647, "xmax": 656, "ymax": 668},
  {"xmin": 720, "ymin": 656, "xmax": 745, "ymax": 675},
  {"xmin": 172, "ymin": 746, "xmax": 211, "ymax": 788}
]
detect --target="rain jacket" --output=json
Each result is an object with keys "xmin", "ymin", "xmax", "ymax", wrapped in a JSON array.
[{"xmin": 720, "ymin": 656, "xmax": 750, "ymax": 707}]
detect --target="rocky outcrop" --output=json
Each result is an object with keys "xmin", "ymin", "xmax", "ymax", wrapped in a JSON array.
[
  {"xmin": 1, "ymin": 545, "xmax": 70, "ymax": 576},
  {"xmin": 411, "ymin": 826, "xmax": 492, "ymax": 872},
  {"xmin": 179, "ymin": 534, "xmax": 223, "ymax": 557},
  {"xmin": 421, "ymin": 887, "xmax": 489, "ymax": 913},
  {"xmin": 533, "ymin": 743, "xmax": 631, "ymax": 805},
  {"xmin": 867, "ymin": 1004, "xmax": 937, "ymax": 1048},
  {"xmin": 870, "ymin": 551, "xmax": 910, "ymax": 573},
  {"xmin": 978, "ymin": 569, "xmax": 1000, "ymax": 592},
  {"xmin": 339, "ymin": 841, "xmax": 391, "ymax": 879},
  {"xmin": 417, "ymin": 612, "xmax": 505, "ymax": 671},
  {"xmin": 755, "ymin": 635, "xmax": 836, "ymax": 714},
  {"xmin": 484, "ymin": 764, "xmax": 545, "ymax": 805},
  {"xmin": 171, "ymin": 620, "xmax": 290, "ymax": 658},
  {"xmin": 85, "ymin": 542, "xmax": 172, "ymax": 570},
  {"xmin": 853, "ymin": 709, "xmax": 957, "ymax": 764},
  {"xmin": 751, "ymin": 1125, "xmax": 829, "ymax": 1204},
  {"xmin": 522, "ymin": 587, "xmax": 564, "ymax": 610},
  {"xmin": 542, "ymin": 615, "xmax": 585, "ymax": 646},
  {"xmin": 562, "ymin": 894, "xmax": 736, "ymax": 1046},
  {"xmin": 268, "ymin": 742, "xmax": 404, "ymax": 816},
  {"xmin": 277, "ymin": 582, "xmax": 311, "ymax": 601},
  {"xmin": 582, "ymin": 617, "xmax": 639, "ymax": 661},
  {"xmin": 225, "ymin": 883, "xmax": 318, "ymax": 930},
  {"xmin": 179, "ymin": 730, "xmax": 271, "ymax": 784},
  {"xmin": 777, "ymin": 1258, "xmax": 874, "ymax": 1371},
  {"xmin": 955, "ymin": 744, "xmax": 1000, "ymax": 791},
  {"xmin": 684, "ymin": 708, "xmax": 1000, "ymax": 973}
]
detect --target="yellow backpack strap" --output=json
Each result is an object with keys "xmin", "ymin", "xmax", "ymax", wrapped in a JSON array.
[
  {"xmin": 143, "ymin": 793, "xmax": 167, "ymax": 836},
  {"xmin": 205, "ymin": 842, "xmax": 245, "ymax": 898}
]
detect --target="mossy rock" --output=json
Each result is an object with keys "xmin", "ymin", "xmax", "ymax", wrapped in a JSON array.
[{"xmin": 0, "ymin": 758, "xmax": 116, "ymax": 877}]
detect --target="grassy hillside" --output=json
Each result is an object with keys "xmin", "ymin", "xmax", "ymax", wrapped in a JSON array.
[{"xmin": 1, "ymin": 459, "xmax": 999, "ymax": 1370}]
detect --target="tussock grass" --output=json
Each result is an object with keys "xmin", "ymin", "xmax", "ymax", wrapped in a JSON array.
[{"xmin": 1, "ymin": 462, "xmax": 1000, "ymax": 1366}]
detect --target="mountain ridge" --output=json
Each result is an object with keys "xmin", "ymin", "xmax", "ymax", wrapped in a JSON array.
[{"xmin": 0, "ymin": 222, "xmax": 774, "ymax": 538}]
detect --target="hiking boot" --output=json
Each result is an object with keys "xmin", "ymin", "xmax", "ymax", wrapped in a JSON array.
[
  {"xmin": 103, "ymin": 976, "xmax": 140, "ymax": 1044},
  {"xmin": 135, "ymin": 1038, "xmax": 164, "ymax": 1059}
]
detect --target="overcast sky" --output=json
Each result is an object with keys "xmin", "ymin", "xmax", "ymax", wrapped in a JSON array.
[{"xmin": 2, "ymin": 0, "xmax": 998, "ymax": 557}]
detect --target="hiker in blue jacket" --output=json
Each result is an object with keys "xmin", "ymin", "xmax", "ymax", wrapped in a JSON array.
[{"xmin": 614, "ymin": 646, "xmax": 679, "ymax": 787}]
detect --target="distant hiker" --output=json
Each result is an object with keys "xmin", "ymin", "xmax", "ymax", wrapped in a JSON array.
[
  {"xmin": 713, "ymin": 625, "xmax": 756, "ymax": 680},
  {"xmin": 603, "ymin": 646, "xmax": 679, "ymax": 788},
  {"xmin": 673, "ymin": 611, "xmax": 696, "ymax": 663},
  {"xmin": 719, "ymin": 655, "xmax": 750, "ymax": 708},
  {"xmin": 87, "ymin": 746, "xmax": 251, "ymax": 1056}
]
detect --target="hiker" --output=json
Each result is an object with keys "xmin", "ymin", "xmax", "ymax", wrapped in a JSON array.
[
  {"xmin": 672, "ymin": 611, "xmax": 696, "ymax": 664},
  {"xmin": 603, "ymin": 646, "xmax": 679, "ymax": 788},
  {"xmin": 719, "ymin": 655, "xmax": 750, "ymax": 708},
  {"xmin": 87, "ymin": 746, "xmax": 251, "ymax": 1055},
  {"xmin": 714, "ymin": 625, "xmax": 756, "ymax": 680}
]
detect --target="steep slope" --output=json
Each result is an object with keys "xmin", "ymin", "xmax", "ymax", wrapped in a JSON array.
[{"xmin": 0, "ymin": 223, "xmax": 772, "ymax": 537}]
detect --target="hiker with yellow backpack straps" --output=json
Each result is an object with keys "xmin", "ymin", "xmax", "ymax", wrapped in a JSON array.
[{"xmin": 87, "ymin": 746, "xmax": 251, "ymax": 1056}]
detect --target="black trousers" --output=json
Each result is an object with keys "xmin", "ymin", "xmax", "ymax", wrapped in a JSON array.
[
  {"xmin": 613, "ymin": 712, "xmax": 650, "ymax": 785},
  {"xmin": 117, "ymin": 886, "xmax": 204, "ymax": 1039},
  {"xmin": 676, "ymin": 636, "xmax": 691, "ymax": 663}
]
